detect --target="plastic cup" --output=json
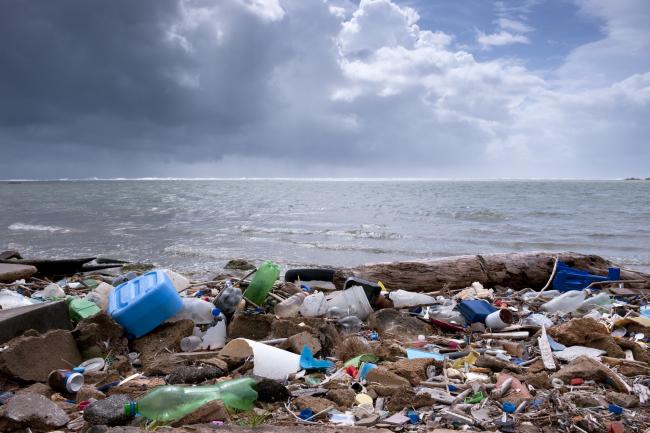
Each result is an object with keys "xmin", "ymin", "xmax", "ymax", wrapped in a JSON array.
[{"xmin": 485, "ymin": 309, "xmax": 513, "ymax": 329}]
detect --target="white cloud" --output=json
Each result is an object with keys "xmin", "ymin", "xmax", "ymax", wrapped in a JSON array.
[
  {"xmin": 477, "ymin": 30, "xmax": 530, "ymax": 48},
  {"xmin": 497, "ymin": 18, "xmax": 533, "ymax": 33}
]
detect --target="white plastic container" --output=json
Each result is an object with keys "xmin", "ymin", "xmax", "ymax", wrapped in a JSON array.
[
  {"xmin": 541, "ymin": 290, "xmax": 586, "ymax": 314},
  {"xmin": 168, "ymin": 298, "xmax": 219, "ymax": 324},
  {"xmin": 275, "ymin": 292, "xmax": 307, "ymax": 318},
  {"xmin": 200, "ymin": 309, "xmax": 227, "ymax": 350},
  {"xmin": 326, "ymin": 286, "xmax": 373, "ymax": 321},
  {"xmin": 180, "ymin": 335, "xmax": 202, "ymax": 352},
  {"xmin": 388, "ymin": 290, "xmax": 436, "ymax": 308},
  {"xmin": 578, "ymin": 292, "xmax": 614, "ymax": 313},
  {"xmin": 163, "ymin": 269, "xmax": 191, "ymax": 292},
  {"xmin": 84, "ymin": 282, "xmax": 114, "ymax": 311},
  {"xmin": 485, "ymin": 309, "xmax": 513, "ymax": 329},
  {"xmin": 300, "ymin": 292, "xmax": 328, "ymax": 317}
]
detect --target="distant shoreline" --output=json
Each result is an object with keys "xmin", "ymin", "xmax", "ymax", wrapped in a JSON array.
[{"xmin": 3, "ymin": 177, "xmax": 649, "ymax": 182}]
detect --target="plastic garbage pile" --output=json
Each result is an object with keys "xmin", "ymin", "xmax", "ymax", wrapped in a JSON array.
[{"xmin": 0, "ymin": 255, "xmax": 649, "ymax": 433}]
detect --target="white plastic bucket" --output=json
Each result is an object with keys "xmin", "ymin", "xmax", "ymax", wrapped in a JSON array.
[{"xmin": 326, "ymin": 286, "xmax": 373, "ymax": 320}]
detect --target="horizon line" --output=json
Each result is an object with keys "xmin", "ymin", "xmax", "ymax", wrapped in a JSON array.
[{"xmin": 2, "ymin": 177, "xmax": 648, "ymax": 182}]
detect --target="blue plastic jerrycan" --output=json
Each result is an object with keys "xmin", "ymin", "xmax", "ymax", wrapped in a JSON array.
[{"xmin": 108, "ymin": 270, "xmax": 183, "ymax": 337}]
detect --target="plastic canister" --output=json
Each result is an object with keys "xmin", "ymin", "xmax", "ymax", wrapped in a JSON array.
[
  {"xmin": 326, "ymin": 286, "xmax": 373, "ymax": 320},
  {"xmin": 48, "ymin": 369, "xmax": 84, "ymax": 393},
  {"xmin": 388, "ymin": 290, "xmax": 436, "ymax": 308}
]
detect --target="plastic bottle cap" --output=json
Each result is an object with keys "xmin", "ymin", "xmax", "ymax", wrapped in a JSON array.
[{"xmin": 212, "ymin": 308, "xmax": 221, "ymax": 317}]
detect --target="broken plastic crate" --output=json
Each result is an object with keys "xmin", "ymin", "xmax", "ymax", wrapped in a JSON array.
[
  {"xmin": 108, "ymin": 270, "xmax": 183, "ymax": 337},
  {"xmin": 552, "ymin": 261, "xmax": 620, "ymax": 292}
]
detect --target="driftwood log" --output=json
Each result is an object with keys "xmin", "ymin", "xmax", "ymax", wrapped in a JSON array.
[{"xmin": 334, "ymin": 252, "xmax": 649, "ymax": 292}]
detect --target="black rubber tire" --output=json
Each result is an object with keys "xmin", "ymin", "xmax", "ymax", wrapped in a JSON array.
[{"xmin": 284, "ymin": 268, "xmax": 335, "ymax": 283}]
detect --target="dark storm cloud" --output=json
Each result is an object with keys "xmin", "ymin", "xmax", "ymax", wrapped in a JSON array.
[{"xmin": 0, "ymin": 0, "xmax": 648, "ymax": 179}]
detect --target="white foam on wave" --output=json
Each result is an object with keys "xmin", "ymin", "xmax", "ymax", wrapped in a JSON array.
[{"xmin": 8, "ymin": 223, "xmax": 71, "ymax": 233}]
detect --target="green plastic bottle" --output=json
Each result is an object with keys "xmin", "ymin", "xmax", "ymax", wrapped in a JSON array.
[
  {"xmin": 124, "ymin": 377, "xmax": 257, "ymax": 422},
  {"xmin": 243, "ymin": 261, "xmax": 280, "ymax": 305}
]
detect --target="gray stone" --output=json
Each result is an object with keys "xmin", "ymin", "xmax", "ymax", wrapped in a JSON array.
[
  {"xmin": 4, "ymin": 392, "xmax": 69, "ymax": 430},
  {"xmin": 84, "ymin": 394, "xmax": 134, "ymax": 426},
  {"xmin": 0, "ymin": 263, "xmax": 37, "ymax": 282},
  {"xmin": 0, "ymin": 300, "xmax": 72, "ymax": 344},
  {"xmin": 166, "ymin": 365, "xmax": 225, "ymax": 384},
  {"xmin": 224, "ymin": 259, "xmax": 256, "ymax": 270},
  {"xmin": 368, "ymin": 308, "xmax": 432, "ymax": 341},
  {"xmin": 0, "ymin": 329, "xmax": 82, "ymax": 382}
]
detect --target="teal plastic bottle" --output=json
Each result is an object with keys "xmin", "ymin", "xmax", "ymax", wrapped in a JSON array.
[
  {"xmin": 243, "ymin": 261, "xmax": 280, "ymax": 305},
  {"xmin": 124, "ymin": 377, "xmax": 257, "ymax": 422}
]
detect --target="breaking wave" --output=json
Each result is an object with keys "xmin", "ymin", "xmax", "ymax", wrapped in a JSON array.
[{"xmin": 8, "ymin": 223, "xmax": 71, "ymax": 233}]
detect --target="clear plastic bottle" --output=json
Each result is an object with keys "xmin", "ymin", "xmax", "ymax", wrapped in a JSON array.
[
  {"xmin": 578, "ymin": 292, "xmax": 614, "ymax": 313},
  {"xmin": 124, "ymin": 377, "xmax": 257, "ymax": 421},
  {"xmin": 337, "ymin": 315, "xmax": 363, "ymax": 333},
  {"xmin": 243, "ymin": 261, "xmax": 280, "ymax": 305},
  {"xmin": 200, "ymin": 309, "xmax": 227, "ymax": 350},
  {"xmin": 274, "ymin": 292, "xmax": 307, "ymax": 318},
  {"xmin": 388, "ymin": 290, "xmax": 436, "ymax": 308},
  {"xmin": 541, "ymin": 290, "xmax": 586, "ymax": 314},
  {"xmin": 180, "ymin": 335, "xmax": 202, "ymax": 352},
  {"xmin": 84, "ymin": 282, "xmax": 114, "ymax": 311},
  {"xmin": 168, "ymin": 298, "xmax": 219, "ymax": 324},
  {"xmin": 214, "ymin": 281, "xmax": 243, "ymax": 316}
]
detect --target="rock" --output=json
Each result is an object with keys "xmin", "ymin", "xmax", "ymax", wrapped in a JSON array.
[
  {"xmin": 615, "ymin": 338, "xmax": 650, "ymax": 364},
  {"xmin": 228, "ymin": 314, "xmax": 274, "ymax": 340},
  {"xmin": 475, "ymin": 355, "xmax": 523, "ymax": 373},
  {"xmin": 367, "ymin": 309, "xmax": 432, "ymax": 341},
  {"xmin": 356, "ymin": 414, "xmax": 380, "ymax": 427},
  {"xmin": 548, "ymin": 318, "xmax": 625, "ymax": 358},
  {"xmin": 255, "ymin": 379, "xmax": 290, "ymax": 403},
  {"xmin": 0, "ymin": 329, "xmax": 82, "ymax": 382},
  {"xmin": 171, "ymin": 399, "xmax": 230, "ymax": 426},
  {"xmin": 385, "ymin": 389, "xmax": 437, "ymax": 411},
  {"xmin": 551, "ymin": 355, "xmax": 630, "ymax": 393},
  {"xmin": 272, "ymin": 317, "xmax": 339, "ymax": 356},
  {"xmin": 16, "ymin": 382, "xmax": 54, "ymax": 398},
  {"xmin": 166, "ymin": 365, "xmax": 226, "ymax": 384},
  {"xmin": 335, "ymin": 336, "xmax": 374, "ymax": 361},
  {"xmin": 132, "ymin": 319, "xmax": 194, "ymax": 374},
  {"xmin": 384, "ymin": 358, "xmax": 439, "ymax": 386},
  {"xmin": 292, "ymin": 396, "xmax": 335, "ymax": 416},
  {"xmin": 280, "ymin": 331, "xmax": 322, "ymax": 355},
  {"xmin": 0, "ymin": 300, "xmax": 72, "ymax": 345},
  {"xmin": 325, "ymin": 388, "xmax": 356, "ymax": 409},
  {"xmin": 496, "ymin": 373, "xmax": 531, "ymax": 406},
  {"xmin": 73, "ymin": 313, "xmax": 128, "ymax": 358},
  {"xmin": 606, "ymin": 390, "xmax": 639, "ymax": 408},
  {"xmin": 0, "ymin": 263, "xmax": 37, "ymax": 282},
  {"xmin": 84, "ymin": 394, "xmax": 134, "ymax": 426},
  {"xmin": 77, "ymin": 385, "xmax": 106, "ymax": 403},
  {"xmin": 525, "ymin": 372, "xmax": 551, "ymax": 389},
  {"xmin": 365, "ymin": 367, "xmax": 411, "ymax": 397},
  {"xmin": 224, "ymin": 259, "xmax": 256, "ymax": 270},
  {"xmin": 601, "ymin": 357, "xmax": 650, "ymax": 377},
  {"xmin": 4, "ymin": 393, "xmax": 69, "ymax": 430}
]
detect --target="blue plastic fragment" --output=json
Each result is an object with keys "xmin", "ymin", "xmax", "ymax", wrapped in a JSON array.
[
  {"xmin": 502, "ymin": 402, "xmax": 517, "ymax": 413},
  {"xmin": 299, "ymin": 408, "xmax": 314, "ymax": 420},
  {"xmin": 406, "ymin": 348, "xmax": 445, "ymax": 361},
  {"xmin": 369, "ymin": 331, "xmax": 379, "ymax": 341},
  {"xmin": 547, "ymin": 335, "xmax": 567, "ymax": 351},
  {"xmin": 300, "ymin": 346, "xmax": 335, "ymax": 371},
  {"xmin": 406, "ymin": 410, "xmax": 419, "ymax": 424},
  {"xmin": 553, "ymin": 262, "xmax": 619, "ymax": 293},
  {"xmin": 608, "ymin": 403, "xmax": 623, "ymax": 415}
]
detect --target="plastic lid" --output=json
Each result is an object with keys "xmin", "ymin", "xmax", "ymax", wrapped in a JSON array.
[{"xmin": 211, "ymin": 307, "xmax": 222, "ymax": 317}]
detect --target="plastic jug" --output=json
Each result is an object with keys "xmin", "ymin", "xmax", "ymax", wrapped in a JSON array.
[
  {"xmin": 300, "ymin": 292, "xmax": 328, "ymax": 317},
  {"xmin": 541, "ymin": 290, "xmax": 586, "ymax": 314},
  {"xmin": 388, "ymin": 290, "xmax": 436, "ymax": 308},
  {"xmin": 168, "ymin": 298, "xmax": 220, "ymax": 325},
  {"xmin": 124, "ymin": 377, "xmax": 257, "ymax": 421},
  {"xmin": 108, "ymin": 270, "xmax": 184, "ymax": 338},
  {"xmin": 274, "ymin": 292, "xmax": 307, "ymax": 318},
  {"xmin": 325, "ymin": 286, "xmax": 374, "ymax": 320},
  {"xmin": 200, "ymin": 309, "xmax": 227, "ymax": 350},
  {"xmin": 243, "ymin": 261, "xmax": 280, "ymax": 305}
]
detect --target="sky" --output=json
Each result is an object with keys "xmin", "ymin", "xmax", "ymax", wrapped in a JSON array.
[{"xmin": 0, "ymin": 0, "xmax": 648, "ymax": 179}]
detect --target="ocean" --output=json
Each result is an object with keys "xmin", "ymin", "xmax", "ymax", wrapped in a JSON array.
[{"xmin": 1, "ymin": 180, "xmax": 649, "ymax": 277}]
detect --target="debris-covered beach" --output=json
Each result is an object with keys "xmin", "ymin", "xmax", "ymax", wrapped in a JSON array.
[{"xmin": 1, "ymin": 250, "xmax": 649, "ymax": 433}]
